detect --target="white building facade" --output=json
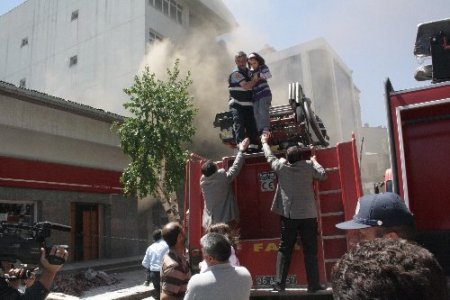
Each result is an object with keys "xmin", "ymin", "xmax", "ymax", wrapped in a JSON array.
[
  {"xmin": 0, "ymin": 0, "xmax": 235, "ymax": 114},
  {"xmin": 264, "ymin": 38, "xmax": 363, "ymax": 146},
  {"xmin": 0, "ymin": 0, "xmax": 235, "ymax": 261}
]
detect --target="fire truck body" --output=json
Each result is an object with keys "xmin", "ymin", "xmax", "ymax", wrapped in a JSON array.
[
  {"xmin": 184, "ymin": 137, "xmax": 362, "ymax": 295},
  {"xmin": 385, "ymin": 79, "xmax": 450, "ymax": 274},
  {"xmin": 384, "ymin": 18, "xmax": 450, "ymax": 275}
]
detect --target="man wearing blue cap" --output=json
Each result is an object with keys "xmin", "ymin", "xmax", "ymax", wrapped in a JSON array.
[{"xmin": 335, "ymin": 192, "xmax": 416, "ymax": 241}]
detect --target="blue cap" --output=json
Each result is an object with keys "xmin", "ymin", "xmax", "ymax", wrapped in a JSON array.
[{"xmin": 336, "ymin": 193, "xmax": 414, "ymax": 230}]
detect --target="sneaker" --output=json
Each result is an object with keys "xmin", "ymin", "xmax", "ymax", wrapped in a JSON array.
[
  {"xmin": 271, "ymin": 282, "xmax": 285, "ymax": 292},
  {"xmin": 307, "ymin": 284, "xmax": 326, "ymax": 293},
  {"xmin": 143, "ymin": 281, "xmax": 150, "ymax": 286}
]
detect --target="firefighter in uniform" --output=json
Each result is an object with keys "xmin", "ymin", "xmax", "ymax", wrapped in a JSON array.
[{"xmin": 228, "ymin": 51, "xmax": 260, "ymax": 152}]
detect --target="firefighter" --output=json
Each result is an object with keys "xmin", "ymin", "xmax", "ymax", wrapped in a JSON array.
[{"xmin": 228, "ymin": 51, "xmax": 260, "ymax": 152}]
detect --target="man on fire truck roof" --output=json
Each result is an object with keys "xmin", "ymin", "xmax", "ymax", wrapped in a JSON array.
[{"xmin": 335, "ymin": 192, "xmax": 416, "ymax": 241}]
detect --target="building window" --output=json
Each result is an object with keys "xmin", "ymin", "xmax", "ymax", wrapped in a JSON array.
[
  {"xmin": 71, "ymin": 10, "xmax": 79, "ymax": 21},
  {"xmin": 149, "ymin": 0, "xmax": 182, "ymax": 25},
  {"xmin": 19, "ymin": 78, "xmax": 26, "ymax": 88},
  {"xmin": 149, "ymin": 28, "xmax": 163, "ymax": 43},
  {"xmin": 69, "ymin": 55, "xmax": 78, "ymax": 67},
  {"xmin": 21, "ymin": 37, "xmax": 28, "ymax": 47},
  {"xmin": 0, "ymin": 201, "xmax": 36, "ymax": 225}
]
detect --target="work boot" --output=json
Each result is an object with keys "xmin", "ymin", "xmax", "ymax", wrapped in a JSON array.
[
  {"xmin": 272, "ymin": 252, "xmax": 290, "ymax": 292},
  {"xmin": 271, "ymin": 282, "xmax": 285, "ymax": 292},
  {"xmin": 307, "ymin": 284, "xmax": 327, "ymax": 293}
]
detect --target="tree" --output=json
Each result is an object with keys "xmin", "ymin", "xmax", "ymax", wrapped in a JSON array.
[{"xmin": 115, "ymin": 59, "xmax": 197, "ymax": 221}]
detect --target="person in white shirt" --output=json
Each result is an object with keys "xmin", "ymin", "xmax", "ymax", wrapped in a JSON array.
[{"xmin": 142, "ymin": 228, "xmax": 169, "ymax": 298}]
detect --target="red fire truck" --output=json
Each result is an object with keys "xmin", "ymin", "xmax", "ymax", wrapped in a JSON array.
[
  {"xmin": 384, "ymin": 18, "xmax": 450, "ymax": 276},
  {"xmin": 184, "ymin": 18, "xmax": 450, "ymax": 297},
  {"xmin": 184, "ymin": 83, "xmax": 362, "ymax": 297}
]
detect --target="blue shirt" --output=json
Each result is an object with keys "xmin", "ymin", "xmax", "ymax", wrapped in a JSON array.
[{"xmin": 142, "ymin": 238, "xmax": 169, "ymax": 271}]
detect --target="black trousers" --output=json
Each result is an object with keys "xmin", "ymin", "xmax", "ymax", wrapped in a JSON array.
[
  {"xmin": 229, "ymin": 104, "xmax": 259, "ymax": 145},
  {"xmin": 276, "ymin": 217, "xmax": 321, "ymax": 288},
  {"xmin": 146, "ymin": 269, "xmax": 161, "ymax": 296}
]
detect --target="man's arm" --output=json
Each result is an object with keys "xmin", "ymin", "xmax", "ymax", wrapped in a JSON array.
[
  {"xmin": 261, "ymin": 133, "xmax": 284, "ymax": 171},
  {"xmin": 239, "ymin": 74, "xmax": 259, "ymax": 90},
  {"xmin": 310, "ymin": 156, "xmax": 327, "ymax": 181},
  {"xmin": 142, "ymin": 247, "xmax": 150, "ymax": 268},
  {"xmin": 225, "ymin": 138, "xmax": 249, "ymax": 181},
  {"xmin": 37, "ymin": 246, "xmax": 68, "ymax": 291}
]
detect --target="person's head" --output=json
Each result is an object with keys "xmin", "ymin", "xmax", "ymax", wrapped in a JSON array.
[
  {"xmin": 201, "ymin": 160, "xmax": 217, "ymax": 177},
  {"xmin": 331, "ymin": 238, "xmax": 448, "ymax": 300},
  {"xmin": 200, "ymin": 233, "xmax": 231, "ymax": 265},
  {"xmin": 285, "ymin": 146, "xmax": 310, "ymax": 164},
  {"xmin": 206, "ymin": 223, "xmax": 239, "ymax": 246},
  {"xmin": 162, "ymin": 222, "xmax": 184, "ymax": 248},
  {"xmin": 247, "ymin": 52, "xmax": 265, "ymax": 70},
  {"xmin": 152, "ymin": 228, "xmax": 162, "ymax": 242},
  {"xmin": 335, "ymin": 192, "xmax": 416, "ymax": 241},
  {"xmin": 235, "ymin": 51, "xmax": 248, "ymax": 70}
]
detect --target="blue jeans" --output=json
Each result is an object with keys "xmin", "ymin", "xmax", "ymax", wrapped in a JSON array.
[
  {"xmin": 229, "ymin": 104, "xmax": 259, "ymax": 145},
  {"xmin": 253, "ymin": 96, "xmax": 272, "ymax": 133}
]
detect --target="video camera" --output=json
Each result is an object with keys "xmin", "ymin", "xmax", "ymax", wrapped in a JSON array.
[{"xmin": 0, "ymin": 221, "xmax": 71, "ymax": 266}]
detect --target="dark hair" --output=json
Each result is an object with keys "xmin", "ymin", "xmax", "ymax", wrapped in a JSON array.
[
  {"xmin": 206, "ymin": 223, "xmax": 240, "ymax": 247},
  {"xmin": 248, "ymin": 52, "xmax": 265, "ymax": 65},
  {"xmin": 201, "ymin": 233, "xmax": 231, "ymax": 263},
  {"xmin": 201, "ymin": 160, "xmax": 217, "ymax": 177},
  {"xmin": 235, "ymin": 51, "xmax": 247, "ymax": 59},
  {"xmin": 331, "ymin": 238, "xmax": 448, "ymax": 300},
  {"xmin": 161, "ymin": 222, "xmax": 182, "ymax": 248},
  {"xmin": 152, "ymin": 229, "xmax": 162, "ymax": 242},
  {"xmin": 286, "ymin": 146, "xmax": 310, "ymax": 164},
  {"xmin": 376, "ymin": 224, "xmax": 417, "ymax": 240}
]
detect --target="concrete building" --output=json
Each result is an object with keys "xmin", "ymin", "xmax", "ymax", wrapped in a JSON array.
[
  {"xmin": 0, "ymin": 0, "xmax": 235, "ymax": 115},
  {"xmin": 264, "ymin": 38, "xmax": 362, "ymax": 146},
  {"xmin": 0, "ymin": 81, "xmax": 137, "ymax": 261},
  {"xmin": 359, "ymin": 124, "xmax": 390, "ymax": 194},
  {"xmin": 0, "ymin": 0, "xmax": 235, "ymax": 261}
]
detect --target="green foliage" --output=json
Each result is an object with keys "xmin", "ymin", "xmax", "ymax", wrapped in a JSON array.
[{"xmin": 115, "ymin": 59, "xmax": 197, "ymax": 199}]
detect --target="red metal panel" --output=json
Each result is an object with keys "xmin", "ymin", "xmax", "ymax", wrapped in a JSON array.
[
  {"xmin": 388, "ymin": 82, "xmax": 450, "ymax": 199},
  {"xmin": 400, "ymin": 101, "xmax": 450, "ymax": 230},
  {"xmin": 388, "ymin": 83, "xmax": 450, "ymax": 231},
  {"xmin": 321, "ymin": 214, "xmax": 345, "ymax": 236},
  {"xmin": 185, "ymin": 156, "xmax": 205, "ymax": 255},
  {"xmin": 0, "ymin": 156, "xmax": 121, "ymax": 193},
  {"xmin": 319, "ymin": 192, "xmax": 344, "ymax": 214},
  {"xmin": 236, "ymin": 155, "xmax": 280, "ymax": 240},
  {"xmin": 185, "ymin": 139, "xmax": 362, "ymax": 286}
]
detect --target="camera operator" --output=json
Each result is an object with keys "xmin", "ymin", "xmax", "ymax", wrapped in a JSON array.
[{"xmin": 0, "ymin": 246, "xmax": 68, "ymax": 300}]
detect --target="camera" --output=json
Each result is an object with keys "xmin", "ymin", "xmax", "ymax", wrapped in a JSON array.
[{"xmin": 0, "ymin": 221, "xmax": 71, "ymax": 266}]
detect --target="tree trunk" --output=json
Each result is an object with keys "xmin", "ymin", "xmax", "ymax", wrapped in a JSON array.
[{"xmin": 156, "ymin": 187, "xmax": 180, "ymax": 222}]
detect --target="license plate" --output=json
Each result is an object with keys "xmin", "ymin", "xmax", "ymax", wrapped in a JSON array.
[{"xmin": 255, "ymin": 275, "xmax": 297, "ymax": 286}]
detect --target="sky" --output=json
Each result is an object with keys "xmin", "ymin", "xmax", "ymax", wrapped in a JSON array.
[{"xmin": 1, "ymin": 0, "xmax": 449, "ymax": 126}]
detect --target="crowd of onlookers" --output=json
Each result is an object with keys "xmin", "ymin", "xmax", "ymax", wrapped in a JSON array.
[{"xmin": 141, "ymin": 191, "xmax": 448, "ymax": 300}]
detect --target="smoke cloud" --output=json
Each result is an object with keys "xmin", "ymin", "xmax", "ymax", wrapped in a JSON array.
[{"xmin": 137, "ymin": 28, "xmax": 250, "ymax": 160}]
